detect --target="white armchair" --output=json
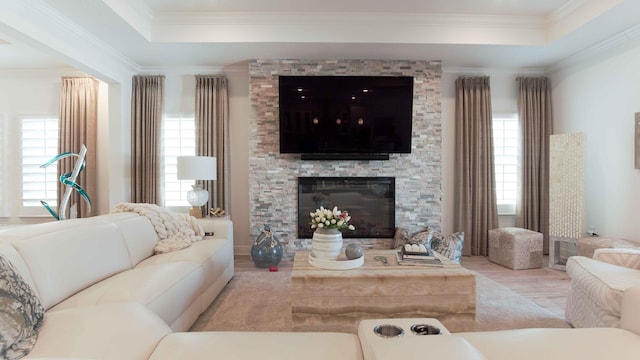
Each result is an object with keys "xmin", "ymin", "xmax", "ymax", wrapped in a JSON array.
[
  {"xmin": 565, "ymin": 248, "xmax": 640, "ymax": 329},
  {"xmin": 593, "ymin": 248, "xmax": 640, "ymax": 269}
]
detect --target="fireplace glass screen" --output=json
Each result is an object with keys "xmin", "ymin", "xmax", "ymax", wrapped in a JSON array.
[{"xmin": 298, "ymin": 177, "xmax": 395, "ymax": 238}]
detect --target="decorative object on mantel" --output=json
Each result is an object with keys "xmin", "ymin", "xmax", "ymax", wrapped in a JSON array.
[
  {"xmin": 251, "ymin": 224, "xmax": 283, "ymax": 268},
  {"xmin": 209, "ymin": 207, "xmax": 225, "ymax": 217},
  {"xmin": 40, "ymin": 144, "xmax": 92, "ymax": 220},
  {"xmin": 309, "ymin": 206, "xmax": 355, "ymax": 261},
  {"xmin": 177, "ymin": 156, "xmax": 217, "ymax": 218}
]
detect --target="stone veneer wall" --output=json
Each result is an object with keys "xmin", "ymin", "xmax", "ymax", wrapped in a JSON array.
[{"xmin": 249, "ymin": 59, "xmax": 442, "ymax": 256}]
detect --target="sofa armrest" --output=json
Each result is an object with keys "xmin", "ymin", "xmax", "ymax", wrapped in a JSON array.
[
  {"xmin": 621, "ymin": 284, "xmax": 640, "ymax": 335},
  {"xmin": 593, "ymin": 248, "xmax": 640, "ymax": 270},
  {"xmin": 198, "ymin": 218, "xmax": 233, "ymax": 241}
]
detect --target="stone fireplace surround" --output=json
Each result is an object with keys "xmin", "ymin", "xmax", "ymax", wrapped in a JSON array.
[{"xmin": 249, "ymin": 59, "xmax": 442, "ymax": 257}]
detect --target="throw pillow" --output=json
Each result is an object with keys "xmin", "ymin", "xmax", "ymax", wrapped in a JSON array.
[
  {"xmin": 391, "ymin": 227, "xmax": 409, "ymax": 249},
  {"xmin": 0, "ymin": 255, "xmax": 45, "ymax": 360},
  {"xmin": 409, "ymin": 227, "xmax": 433, "ymax": 248},
  {"xmin": 431, "ymin": 232, "xmax": 465, "ymax": 264}
]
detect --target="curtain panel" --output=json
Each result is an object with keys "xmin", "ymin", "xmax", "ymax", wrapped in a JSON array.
[
  {"xmin": 516, "ymin": 77, "xmax": 553, "ymax": 253},
  {"xmin": 131, "ymin": 75, "xmax": 165, "ymax": 205},
  {"xmin": 58, "ymin": 76, "xmax": 98, "ymax": 218},
  {"xmin": 195, "ymin": 75, "xmax": 230, "ymax": 213},
  {"xmin": 454, "ymin": 76, "xmax": 499, "ymax": 256}
]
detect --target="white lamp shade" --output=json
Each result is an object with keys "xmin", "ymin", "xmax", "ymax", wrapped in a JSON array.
[{"xmin": 177, "ymin": 156, "xmax": 217, "ymax": 180}]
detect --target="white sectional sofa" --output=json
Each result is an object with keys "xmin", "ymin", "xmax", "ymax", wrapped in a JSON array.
[
  {"xmin": 4, "ymin": 213, "xmax": 640, "ymax": 360},
  {"xmin": 0, "ymin": 212, "xmax": 362, "ymax": 360}
]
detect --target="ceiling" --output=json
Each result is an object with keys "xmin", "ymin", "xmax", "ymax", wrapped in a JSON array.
[{"xmin": 1, "ymin": 0, "xmax": 640, "ymax": 71}]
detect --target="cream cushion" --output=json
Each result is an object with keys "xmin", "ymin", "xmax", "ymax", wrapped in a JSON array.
[
  {"xmin": 457, "ymin": 328, "xmax": 640, "ymax": 360},
  {"xmin": 49, "ymin": 261, "xmax": 204, "ymax": 327},
  {"xmin": 25, "ymin": 303, "xmax": 171, "ymax": 360},
  {"xmin": 148, "ymin": 332, "xmax": 364, "ymax": 360},
  {"xmin": 565, "ymin": 256, "xmax": 640, "ymax": 328}
]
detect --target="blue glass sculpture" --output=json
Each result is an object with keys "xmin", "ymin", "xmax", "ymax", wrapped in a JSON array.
[{"xmin": 40, "ymin": 144, "xmax": 91, "ymax": 220}]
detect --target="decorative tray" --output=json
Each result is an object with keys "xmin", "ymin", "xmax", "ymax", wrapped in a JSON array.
[{"xmin": 308, "ymin": 253, "xmax": 364, "ymax": 270}]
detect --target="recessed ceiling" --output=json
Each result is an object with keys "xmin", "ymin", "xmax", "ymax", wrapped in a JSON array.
[{"xmin": 1, "ymin": 0, "xmax": 640, "ymax": 71}]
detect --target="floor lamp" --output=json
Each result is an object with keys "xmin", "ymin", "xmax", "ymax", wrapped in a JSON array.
[{"xmin": 177, "ymin": 156, "xmax": 217, "ymax": 218}]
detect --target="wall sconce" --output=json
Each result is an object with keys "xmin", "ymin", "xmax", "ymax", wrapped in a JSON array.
[{"xmin": 177, "ymin": 156, "xmax": 217, "ymax": 218}]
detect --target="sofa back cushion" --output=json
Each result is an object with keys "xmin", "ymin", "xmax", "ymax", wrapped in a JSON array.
[
  {"xmin": 10, "ymin": 222, "xmax": 132, "ymax": 310},
  {"xmin": 110, "ymin": 214, "xmax": 159, "ymax": 266}
]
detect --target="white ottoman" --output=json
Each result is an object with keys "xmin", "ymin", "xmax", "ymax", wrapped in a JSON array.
[{"xmin": 489, "ymin": 227, "xmax": 543, "ymax": 270}]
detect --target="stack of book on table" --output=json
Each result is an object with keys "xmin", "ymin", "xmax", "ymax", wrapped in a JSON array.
[{"xmin": 396, "ymin": 244, "xmax": 443, "ymax": 266}]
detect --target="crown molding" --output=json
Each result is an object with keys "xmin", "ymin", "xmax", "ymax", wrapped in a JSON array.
[
  {"xmin": 0, "ymin": 67, "xmax": 86, "ymax": 77},
  {"xmin": 442, "ymin": 66, "xmax": 545, "ymax": 75},
  {"xmin": 547, "ymin": 0, "xmax": 590, "ymax": 23},
  {"xmin": 139, "ymin": 64, "xmax": 248, "ymax": 75},
  {"xmin": 151, "ymin": 12, "xmax": 544, "ymax": 45},
  {"xmin": 0, "ymin": 0, "xmax": 141, "ymax": 80},
  {"xmin": 549, "ymin": 23, "xmax": 640, "ymax": 72},
  {"xmin": 154, "ymin": 12, "xmax": 543, "ymax": 28},
  {"xmin": 101, "ymin": 0, "xmax": 154, "ymax": 40}
]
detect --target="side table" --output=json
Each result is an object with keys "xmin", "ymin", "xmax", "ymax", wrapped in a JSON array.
[{"xmin": 549, "ymin": 236, "xmax": 577, "ymax": 271}]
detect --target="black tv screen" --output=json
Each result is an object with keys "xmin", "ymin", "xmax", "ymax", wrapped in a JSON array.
[{"xmin": 279, "ymin": 76, "xmax": 413, "ymax": 154}]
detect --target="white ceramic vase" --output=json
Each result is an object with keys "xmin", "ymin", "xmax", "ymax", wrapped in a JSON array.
[{"xmin": 311, "ymin": 228, "xmax": 343, "ymax": 260}]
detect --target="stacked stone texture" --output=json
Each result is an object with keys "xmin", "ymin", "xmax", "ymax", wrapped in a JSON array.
[{"xmin": 249, "ymin": 59, "xmax": 442, "ymax": 258}]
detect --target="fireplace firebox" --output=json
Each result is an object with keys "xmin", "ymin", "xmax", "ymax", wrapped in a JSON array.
[{"xmin": 298, "ymin": 177, "xmax": 395, "ymax": 238}]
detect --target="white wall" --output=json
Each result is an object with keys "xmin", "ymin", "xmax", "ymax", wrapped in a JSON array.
[
  {"xmin": 0, "ymin": 69, "xmax": 61, "ymax": 220},
  {"xmin": 550, "ymin": 40, "xmax": 640, "ymax": 240}
]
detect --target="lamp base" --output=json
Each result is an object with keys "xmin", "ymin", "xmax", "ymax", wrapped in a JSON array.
[{"xmin": 189, "ymin": 207, "xmax": 203, "ymax": 218}]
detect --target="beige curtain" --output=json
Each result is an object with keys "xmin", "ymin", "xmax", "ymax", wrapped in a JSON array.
[
  {"xmin": 516, "ymin": 77, "xmax": 553, "ymax": 253},
  {"xmin": 454, "ymin": 76, "xmax": 499, "ymax": 256},
  {"xmin": 58, "ymin": 76, "xmax": 98, "ymax": 218},
  {"xmin": 131, "ymin": 75, "xmax": 165, "ymax": 204},
  {"xmin": 195, "ymin": 75, "xmax": 230, "ymax": 213}
]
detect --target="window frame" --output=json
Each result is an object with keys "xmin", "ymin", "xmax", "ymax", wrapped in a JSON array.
[
  {"xmin": 162, "ymin": 114, "xmax": 197, "ymax": 211},
  {"xmin": 493, "ymin": 113, "xmax": 519, "ymax": 215},
  {"xmin": 19, "ymin": 115, "xmax": 60, "ymax": 217}
]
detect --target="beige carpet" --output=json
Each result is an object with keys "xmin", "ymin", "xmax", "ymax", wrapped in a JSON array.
[{"xmin": 190, "ymin": 270, "xmax": 570, "ymax": 333}]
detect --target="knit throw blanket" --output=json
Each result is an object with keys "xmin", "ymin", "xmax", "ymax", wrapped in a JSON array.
[{"xmin": 112, "ymin": 203, "xmax": 204, "ymax": 254}]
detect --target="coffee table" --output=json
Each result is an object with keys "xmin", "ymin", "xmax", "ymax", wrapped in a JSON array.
[{"xmin": 291, "ymin": 249, "xmax": 476, "ymax": 333}]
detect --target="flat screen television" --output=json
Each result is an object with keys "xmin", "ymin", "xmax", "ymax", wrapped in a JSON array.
[{"xmin": 279, "ymin": 76, "xmax": 413, "ymax": 156}]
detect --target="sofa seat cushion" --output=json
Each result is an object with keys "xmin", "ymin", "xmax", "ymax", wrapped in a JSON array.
[
  {"xmin": 566, "ymin": 256, "xmax": 640, "ymax": 319},
  {"xmin": 49, "ymin": 261, "xmax": 204, "ymax": 327},
  {"xmin": 149, "ymin": 332, "xmax": 363, "ymax": 360},
  {"xmin": 26, "ymin": 303, "xmax": 170, "ymax": 360},
  {"xmin": 136, "ymin": 238, "xmax": 232, "ymax": 294},
  {"xmin": 457, "ymin": 328, "xmax": 640, "ymax": 360}
]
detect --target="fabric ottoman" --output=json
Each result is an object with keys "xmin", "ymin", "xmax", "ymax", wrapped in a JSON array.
[{"xmin": 489, "ymin": 227, "xmax": 543, "ymax": 270}]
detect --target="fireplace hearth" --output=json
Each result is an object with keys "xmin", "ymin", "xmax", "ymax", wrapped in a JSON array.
[{"xmin": 298, "ymin": 177, "xmax": 395, "ymax": 238}]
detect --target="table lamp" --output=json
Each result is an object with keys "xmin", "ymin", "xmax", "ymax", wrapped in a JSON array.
[{"xmin": 177, "ymin": 156, "xmax": 217, "ymax": 218}]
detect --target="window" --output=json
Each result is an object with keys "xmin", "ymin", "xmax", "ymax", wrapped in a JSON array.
[
  {"xmin": 493, "ymin": 114, "xmax": 519, "ymax": 214},
  {"xmin": 21, "ymin": 117, "xmax": 59, "ymax": 215},
  {"xmin": 163, "ymin": 115, "xmax": 196, "ymax": 207}
]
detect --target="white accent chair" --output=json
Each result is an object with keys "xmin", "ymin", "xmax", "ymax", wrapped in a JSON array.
[{"xmin": 565, "ymin": 248, "xmax": 640, "ymax": 328}]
